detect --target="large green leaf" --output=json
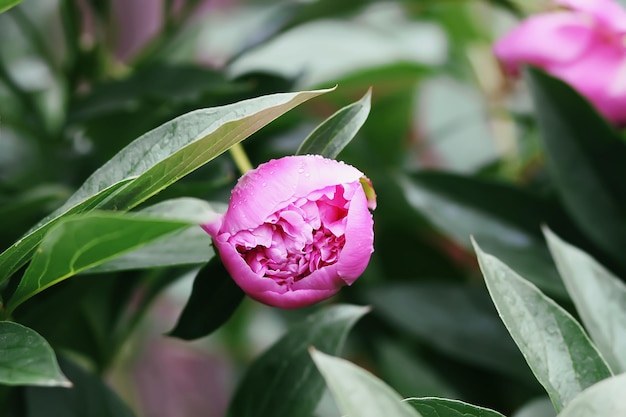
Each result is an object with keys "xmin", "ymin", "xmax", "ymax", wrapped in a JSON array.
[
  {"xmin": 87, "ymin": 198, "xmax": 223, "ymax": 273},
  {"xmin": 0, "ymin": 88, "xmax": 332, "ymax": 284},
  {"xmin": 526, "ymin": 68, "xmax": 626, "ymax": 267},
  {"xmin": 544, "ymin": 227, "xmax": 626, "ymax": 374},
  {"xmin": 296, "ymin": 88, "xmax": 371, "ymax": 158},
  {"xmin": 366, "ymin": 283, "xmax": 531, "ymax": 381},
  {"xmin": 399, "ymin": 172, "xmax": 568, "ymax": 297},
  {"xmin": 226, "ymin": 304, "xmax": 368, "ymax": 417},
  {"xmin": 0, "ymin": 0, "xmax": 22, "ymax": 13},
  {"xmin": 310, "ymin": 349, "xmax": 422, "ymax": 417},
  {"xmin": 25, "ymin": 356, "xmax": 135, "ymax": 417},
  {"xmin": 7, "ymin": 213, "xmax": 191, "ymax": 313},
  {"xmin": 474, "ymin": 240, "xmax": 612, "ymax": 412},
  {"xmin": 0, "ymin": 322, "xmax": 70, "ymax": 387},
  {"xmin": 405, "ymin": 397, "xmax": 505, "ymax": 417},
  {"xmin": 168, "ymin": 256, "xmax": 245, "ymax": 340},
  {"xmin": 557, "ymin": 373, "xmax": 626, "ymax": 417}
]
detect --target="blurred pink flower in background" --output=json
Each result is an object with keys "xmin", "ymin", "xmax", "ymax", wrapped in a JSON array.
[
  {"xmin": 111, "ymin": 0, "xmax": 235, "ymax": 60},
  {"xmin": 204, "ymin": 155, "xmax": 376, "ymax": 309},
  {"xmin": 494, "ymin": 0, "xmax": 626, "ymax": 125}
]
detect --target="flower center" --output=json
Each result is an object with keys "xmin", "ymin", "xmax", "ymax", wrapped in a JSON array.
[{"xmin": 229, "ymin": 185, "xmax": 349, "ymax": 287}]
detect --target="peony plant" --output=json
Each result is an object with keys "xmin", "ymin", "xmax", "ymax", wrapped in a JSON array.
[
  {"xmin": 203, "ymin": 155, "xmax": 376, "ymax": 309},
  {"xmin": 494, "ymin": 0, "xmax": 626, "ymax": 125}
]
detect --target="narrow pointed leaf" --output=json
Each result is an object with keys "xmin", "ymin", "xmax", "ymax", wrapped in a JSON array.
[
  {"xmin": 0, "ymin": 88, "xmax": 333, "ymax": 283},
  {"xmin": 405, "ymin": 397, "xmax": 505, "ymax": 417},
  {"xmin": 227, "ymin": 304, "xmax": 368, "ymax": 417},
  {"xmin": 526, "ymin": 67, "xmax": 626, "ymax": 266},
  {"xmin": 399, "ymin": 172, "xmax": 568, "ymax": 297},
  {"xmin": 0, "ymin": 0, "xmax": 22, "ymax": 13},
  {"xmin": 473, "ymin": 240, "xmax": 612, "ymax": 412},
  {"xmin": 366, "ymin": 283, "xmax": 530, "ymax": 381},
  {"xmin": 297, "ymin": 88, "xmax": 371, "ymax": 158},
  {"xmin": 0, "ymin": 322, "xmax": 70, "ymax": 387},
  {"xmin": 7, "ymin": 213, "xmax": 191, "ymax": 313},
  {"xmin": 168, "ymin": 256, "xmax": 245, "ymax": 340},
  {"xmin": 310, "ymin": 349, "xmax": 422, "ymax": 417},
  {"xmin": 544, "ymin": 227, "xmax": 626, "ymax": 374},
  {"xmin": 557, "ymin": 373, "xmax": 626, "ymax": 417}
]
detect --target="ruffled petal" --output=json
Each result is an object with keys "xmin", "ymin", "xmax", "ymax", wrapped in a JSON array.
[{"xmin": 220, "ymin": 155, "xmax": 363, "ymax": 234}]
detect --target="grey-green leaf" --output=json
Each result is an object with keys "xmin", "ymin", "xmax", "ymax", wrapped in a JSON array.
[
  {"xmin": 473, "ymin": 240, "xmax": 612, "ymax": 412},
  {"xmin": 0, "ymin": 322, "xmax": 70, "ymax": 387},
  {"xmin": 297, "ymin": 88, "xmax": 371, "ymax": 158},
  {"xmin": 310, "ymin": 349, "xmax": 422, "ymax": 417},
  {"xmin": 557, "ymin": 373, "xmax": 626, "ymax": 417},
  {"xmin": 226, "ymin": 304, "xmax": 368, "ymax": 417},
  {"xmin": 544, "ymin": 227, "xmax": 626, "ymax": 374},
  {"xmin": 405, "ymin": 397, "xmax": 505, "ymax": 417},
  {"xmin": 7, "ymin": 212, "xmax": 191, "ymax": 313},
  {"xmin": 0, "ymin": 88, "xmax": 332, "ymax": 284}
]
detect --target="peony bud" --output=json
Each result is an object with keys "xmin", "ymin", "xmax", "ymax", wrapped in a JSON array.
[
  {"xmin": 493, "ymin": 0, "xmax": 626, "ymax": 125},
  {"xmin": 203, "ymin": 155, "xmax": 376, "ymax": 309}
]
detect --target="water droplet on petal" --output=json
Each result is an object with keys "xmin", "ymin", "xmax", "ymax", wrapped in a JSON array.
[{"xmin": 298, "ymin": 168, "xmax": 304, "ymax": 174}]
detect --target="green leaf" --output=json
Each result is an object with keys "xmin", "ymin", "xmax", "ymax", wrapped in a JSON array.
[
  {"xmin": 296, "ymin": 88, "xmax": 371, "ymax": 158},
  {"xmin": 226, "ymin": 304, "xmax": 368, "ymax": 417},
  {"xmin": 473, "ymin": 240, "xmax": 612, "ymax": 412},
  {"xmin": 168, "ymin": 257, "xmax": 245, "ymax": 340},
  {"xmin": 544, "ymin": 227, "xmax": 626, "ymax": 374},
  {"xmin": 24, "ymin": 356, "xmax": 135, "ymax": 417},
  {"xmin": 526, "ymin": 67, "xmax": 626, "ymax": 267},
  {"xmin": 0, "ymin": 88, "xmax": 333, "ymax": 284},
  {"xmin": 0, "ymin": 180, "xmax": 133, "ymax": 287},
  {"xmin": 405, "ymin": 397, "xmax": 505, "ymax": 417},
  {"xmin": 0, "ymin": 322, "xmax": 70, "ymax": 387},
  {"xmin": 86, "ymin": 198, "xmax": 223, "ymax": 273},
  {"xmin": 365, "ymin": 283, "xmax": 531, "ymax": 381},
  {"xmin": 310, "ymin": 349, "xmax": 422, "ymax": 417},
  {"xmin": 557, "ymin": 373, "xmax": 626, "ymax": 417},
  {"xmin": 0, "ymin": 0, "xmax": 22, "ymax": 13},
  {"xmin": 7, "ymin": 212, "xmax": 191, "ymax": 313},
  {"xmin": 398, "ymin": 172, "xmax": 568, "ymax": 297}
]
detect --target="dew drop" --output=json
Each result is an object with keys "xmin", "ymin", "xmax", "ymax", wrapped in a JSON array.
[
  {"xmin": 298, "ymin": 168, "xmax": 304, "ymax": 174},
  {"xmin": 262, "ymin": 182, "xmax": 267, "ymax": 187},
  {"xmin": 304, "ymin": 172, "xmax": 310, "ymax": 177}
]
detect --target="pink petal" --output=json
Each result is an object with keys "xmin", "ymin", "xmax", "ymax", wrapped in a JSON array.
[
  {"xmin": 556, "ymin": 0, "xmax": 626, "ymax": 33},
  {"xmin": 548, "ymin": 44, "xmax": 626, "ymax": 124},
  {"xmin": 494, "ymin": 12, "xmax": 594, "ymax": 74},
  {"xmin": 336, "ymin": 184, "xmax": 375, "ymax": 284}
]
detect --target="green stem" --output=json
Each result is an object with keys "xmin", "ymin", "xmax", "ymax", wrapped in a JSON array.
[{"xmin": 229, "ymin": 143, "xmax": 254, "ymax": 175}]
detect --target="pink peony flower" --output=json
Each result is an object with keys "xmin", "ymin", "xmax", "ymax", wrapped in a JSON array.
[
  {"xmin": 493, "ymin": 0, "xmax": 626, "ymax": 125},
  {"xmin": 203, "ymin": 155, "xmax": 376, "ymax": 309}
]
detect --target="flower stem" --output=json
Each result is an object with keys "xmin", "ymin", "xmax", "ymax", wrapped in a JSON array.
[{"xmin": 229, "ymin": 143, "xmax": 254, "ymax": 174}]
